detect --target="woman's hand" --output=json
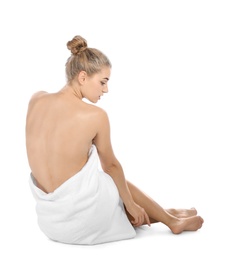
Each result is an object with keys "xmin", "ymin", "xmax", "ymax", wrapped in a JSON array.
[{"xmin": 126, "ymin": 201, "xmax": 151, "ymax": 227}]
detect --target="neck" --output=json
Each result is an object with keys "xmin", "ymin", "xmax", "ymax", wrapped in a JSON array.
[{"xmin": 60, "ymin": 83, "xmax": 83, "ymax": 100}]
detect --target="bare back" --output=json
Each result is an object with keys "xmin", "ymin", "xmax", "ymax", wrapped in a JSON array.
[{"xmin": 26, "ymin": 90, "xmax": 103, "ymax": 193}]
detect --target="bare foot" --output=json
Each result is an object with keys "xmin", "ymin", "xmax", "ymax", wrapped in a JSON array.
[
  {"xmin": 170, "ymin": 215, "xmax": 204, "ymax": 234},
  {"xmin": 167, "ymin": 208, "xmax": 197, "ymax": 218}
]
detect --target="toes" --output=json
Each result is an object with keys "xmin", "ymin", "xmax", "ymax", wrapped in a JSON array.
[{"xmin": 190, "ymin": 207, "xmax": 198, "ymax": 215}]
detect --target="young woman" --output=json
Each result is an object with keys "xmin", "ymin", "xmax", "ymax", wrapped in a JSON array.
[{"xmin": 26, "ymin": 35, "xmax": 204, "ymax": 245}]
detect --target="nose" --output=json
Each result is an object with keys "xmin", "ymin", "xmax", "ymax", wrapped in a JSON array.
[{"xmin": 102, "ymin": 85, "xmax": 108, "ymax": 94}]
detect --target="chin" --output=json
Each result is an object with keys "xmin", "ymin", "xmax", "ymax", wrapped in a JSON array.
[
  {"xmin": 86, "ymin": 97, "xmax": 98, "ymax": 104},
  {"xmin": 94, "ymin": 97, "xmax": 100, "ymax": 103},
  {"xmin": 90, "ymin": 99, "xmax": 98, "ymax": 104}
]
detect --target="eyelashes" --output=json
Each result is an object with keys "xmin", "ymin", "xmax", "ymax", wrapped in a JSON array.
[{"xmin": 101, "ymin": 81, "xmax": 106, "ymax": 86}]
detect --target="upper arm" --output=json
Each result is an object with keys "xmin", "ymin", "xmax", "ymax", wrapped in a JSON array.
[{"xmin": 93, "ymin": 109, "xmax": 119, "ymax": 171}]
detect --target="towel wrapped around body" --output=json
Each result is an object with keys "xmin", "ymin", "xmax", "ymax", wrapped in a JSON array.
[{"xmin": 29, "ymin": 144, "xmax": 136, "ymax": 245}]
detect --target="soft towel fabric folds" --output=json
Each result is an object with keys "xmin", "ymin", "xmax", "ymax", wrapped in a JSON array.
[{"xmin": 29, "ymin": 145, "xmax": 136, "ymax": 245}]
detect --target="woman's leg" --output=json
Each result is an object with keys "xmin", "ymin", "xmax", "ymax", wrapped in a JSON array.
[{"xmin": 126, "ymin": 181, "xmax": 204, "ymax": 234}]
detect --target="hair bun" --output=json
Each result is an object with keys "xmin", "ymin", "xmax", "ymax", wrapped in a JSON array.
[{"xmin": 67, "ymin": 35, "xmax": 87, "ymax": 55}]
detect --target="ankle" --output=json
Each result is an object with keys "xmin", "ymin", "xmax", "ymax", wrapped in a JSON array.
[{"xmin": 169, "ymin": 219, "xmax": 183, "ymax": 234}]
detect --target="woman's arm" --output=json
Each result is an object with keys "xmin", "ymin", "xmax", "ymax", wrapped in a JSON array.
[{"xmin": 93, "ymin": 108, "xmax": 150, "ymax": 227}]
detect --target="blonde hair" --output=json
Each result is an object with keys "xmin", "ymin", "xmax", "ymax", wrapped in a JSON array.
[{"xmin": 65, "ymin": 35, "xmax": 111, "ymax": 83}]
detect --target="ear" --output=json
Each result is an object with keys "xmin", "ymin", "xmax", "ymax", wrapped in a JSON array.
[{"xmin": 78, "ymin": 71, "xmax": 87, "ymax": 85}]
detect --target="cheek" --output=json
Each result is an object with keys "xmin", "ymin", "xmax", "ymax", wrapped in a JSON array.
[{"xmin": 95, "ymin": 85, "xmax": 102, "ymax": 93}]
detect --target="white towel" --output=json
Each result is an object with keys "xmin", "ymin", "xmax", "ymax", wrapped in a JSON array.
[{"xmin": 29, "ymin": 145, "xmax": 136, "ymax": 245}]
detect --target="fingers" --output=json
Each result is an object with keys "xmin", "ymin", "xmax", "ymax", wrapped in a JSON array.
[
  {"xmin": 145, "ymin": 211, "xmax": 151, "ymax": 226},
  {"xmin": 131, "ymin": 216, "xmax": 143, "ymax": 227},
  {"xmin": 131, "ymin": 208, "xmax": 151, "ymax": 227}
]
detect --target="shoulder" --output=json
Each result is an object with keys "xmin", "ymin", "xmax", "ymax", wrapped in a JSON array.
[
  {"xmin": 27, "ymin": 91, "xmax": 49, "ymax": 106},
  {"xmin": 84, "ymin": 101, "xmax": 108, "ymax": 118},
  {"xmin": 81, "ymin": 103, "xmax": 110, "ymax": 132},
  {"xmin": 30, "ymin": 91, "xmax": 48, "ymax": 101}
]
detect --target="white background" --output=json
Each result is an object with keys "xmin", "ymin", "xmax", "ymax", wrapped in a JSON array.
[{"xmin": 0, "ymin": 0, "xmax": 226, "ymax": 259}]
